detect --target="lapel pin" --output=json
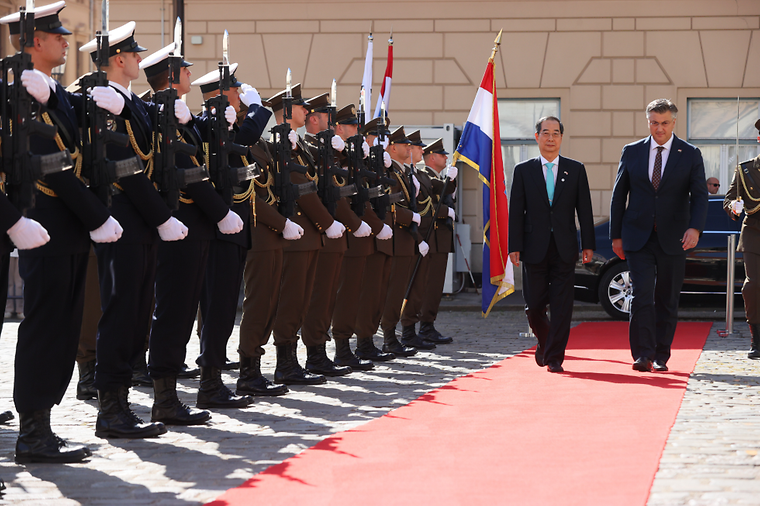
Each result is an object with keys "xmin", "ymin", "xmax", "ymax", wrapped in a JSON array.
[{"xmin": 678, "ymin": 149, "xmax": 682, "ymax": 152}]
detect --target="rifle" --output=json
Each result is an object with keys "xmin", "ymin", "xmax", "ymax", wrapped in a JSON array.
[
  {"xmin": 271, "ymin": 68, "xmax": 317, "ymax": 218},
  {"xmin": 1, "ymin": 2, "xmax": 70, "ymax": 213},
  {"xmin": 367, "ymin": 111, "xmax": 401, "ymax": 220},
  {"xmin": 346, "ymin": 133, "xmax": 386, "ymax": 217},
  {"xmin": 316, "ymin": 79, "xmax": 356, "ymax": 217},
  {"xmin": 152, "ymin": 18, "xmax": 208, "ymax": 211},
  {"xmin": 205, "ymin": 30, "xmax": 257, "ymax": 206},
  {"xmin": 80, "ymin": 0, "xmax": 142, "ymax": 207}
]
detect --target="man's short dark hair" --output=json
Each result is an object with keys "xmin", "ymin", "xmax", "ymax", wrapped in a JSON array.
[
  {"xmin": 535, "ymin": 116, "xmax": 564, "ymax": 135},
  {"xmin": 147, "ymin": 69, "xmax": 170, "ymax": 93},
  {"xmin": 646, "ymin": 98, "xmax": 678, "ymax": 118}
]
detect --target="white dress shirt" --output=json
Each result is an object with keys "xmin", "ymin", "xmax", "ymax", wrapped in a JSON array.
[
  {"xmin": 648, "ymin": 134, "xmax": 674, "ymax": 182},
  {"xmin": 540, "ymin": 155, "xmax": 559, "ymax": 185}
]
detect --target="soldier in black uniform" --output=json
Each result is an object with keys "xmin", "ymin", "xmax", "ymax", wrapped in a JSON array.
[
  {"xmin": 141, "ymin": 48, "xmax": 252, "ymax": 414},
  {"xmin": 725, "ymin": 118, "xmax": 760, "ymax": 359},
  {"xmin": 0, "ymin": 2, "xmax": 127, "ymax": 462},
  {"xmin": 191, "ymin": 63, "xmax": 272, "ymax": 399},
  {"xmin": 79, "ymin": 21, "xmax": 188, "ymax": 436}
]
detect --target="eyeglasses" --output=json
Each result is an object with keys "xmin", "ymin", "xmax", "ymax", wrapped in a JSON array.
[{"xmin": 709, "ymin": 183, "xmax": 720, "ymax": 187}]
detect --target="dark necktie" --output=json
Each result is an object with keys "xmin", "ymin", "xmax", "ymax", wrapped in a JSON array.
[{"xmin": 652, "ymin": 146, "xmax": 663, "ymax": 191}]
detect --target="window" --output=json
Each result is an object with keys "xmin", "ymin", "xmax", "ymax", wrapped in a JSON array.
[
  {"xmin": 498, "ymin": 99, "xmax": 560, "ymax": 194},
  {"xmin": 688, "ymin": 98, "xmax": 760, "ymax": 193}
]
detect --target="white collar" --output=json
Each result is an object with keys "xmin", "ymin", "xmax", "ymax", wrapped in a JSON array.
[
  {"xmin": 652, "ymin": 134, "xmax": 674, "ymax": 151},
  {"xmin": 108, "ymin": 81, "xmax": 132, "ymax": 101},
  {"xmin": 540, "ymin": 155, "xmax": 559, "ymax": 167}
]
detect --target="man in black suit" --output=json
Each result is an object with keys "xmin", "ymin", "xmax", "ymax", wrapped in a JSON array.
[
  {"xmin": 508, "ymin": 116, "xmax": 595, "ymax": 373},
  {"xmin": 610, "ymin": 98, "xmax": 708, "ymax": 372}
]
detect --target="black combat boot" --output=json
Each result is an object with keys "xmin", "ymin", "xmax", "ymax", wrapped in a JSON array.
[
  {"xmin": 334, "ymin": 338, "xmax": 374, "ymax": 371},
  {"xmin": 400, "ymin": 324, "xmax": 436, "ymax": 350},
  {"xmin": 197, "ymin": 367, "xmax": 252, "ymax": 408},
  {"xmin": 382, "ymin": 328, "xmax": 417, "ymax": 357},
  {"xmin": 95, "ymin": 385, "xmax": 167, "ymax": 439},
  {"xmin": 749, "ymin": 323, "xmax": 760, "ymax": 359},
  {"xmin": 151, "ymin": 377, "xmax": 211, "ymax": 425},
  {"xmin": 274, "ymin": 343, "xmax": 326, "ymax": 385},
  {"xmin": 76, "ymin": 359, "xmax": 98, "ymax": 400},
  {"xmin": 236, "ymin": 355, "xmax": 289, "ymax": 396},
  {"xmin": 355, "ymin": 337, "xmax": 395, "ymax": 361},
  {"xmin": 15, "ymin": 410, "xmax": 92, "ymax": 464},
  {"xmin": 131, "ymin": 352, "xmax": 152, "ymax": 387},
  {"xmin": 419, "ymin": 321, "xmax": 454, "ymax": 344},
  {"xmin": 0, "ymin": 410, "xmax": 14, "ymax": 424},
  {"xmin": 305, "ymin": 343, "xmax": 352, "ymax": 376}
]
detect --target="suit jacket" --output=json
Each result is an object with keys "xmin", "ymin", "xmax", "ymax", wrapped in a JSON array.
[
  {"xmin": 610, "ymin": 135, "xmax": 708, "ymax": 256},
  {"xmin": 508, "ymin": 155, "xmax": 595, "ymax": 264}
]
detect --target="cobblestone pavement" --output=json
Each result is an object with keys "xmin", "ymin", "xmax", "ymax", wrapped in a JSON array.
[{"xmin": 0, "ymin": 308, "xmax": 756, "ymax": 505}]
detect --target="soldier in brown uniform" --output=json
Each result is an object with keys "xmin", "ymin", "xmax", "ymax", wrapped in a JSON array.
[
  {"xmin": 301, "ymin": 96, "xmax": 368, "ymax": 375},
  {"xmin": 267, "ymin": 84, "xmax": 346, "ymax": 385},
  {"xmin": 725, "ymin": 118, "xmax": 760, "ymax": 359},
  {"xmin": 400, "ymin": 138, "xmax": 457, "ymax": 345},
  {"xmin": 237, "ymin": 129, "xmax": 302, "ymax": 396},
  {"xmin": 379, "ymin": 127, "xmax": 431, "ymax": 353}
]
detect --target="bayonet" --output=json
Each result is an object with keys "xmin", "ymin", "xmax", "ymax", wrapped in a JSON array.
[
  {"xmin": 222, "ymin": 29, "xmax": 229, "ymax": 66},
  {"xmin": 286, "ymin": 68, "xmax": 292, "ymax": 98},
  {"xmin": 173, "ymin": 17, "xmax": 182, "ymax": 56},
  {"xmin": 331, "ymin": 79, "xmax": 337, "ymax": 109},
  {"xmin": 102, "ymin": 0, "xmax": 108, "ymax": 34}
]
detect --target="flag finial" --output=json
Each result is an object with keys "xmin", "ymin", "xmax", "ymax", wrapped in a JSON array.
[
  {"xmin": 389, "ymin": 28, "xmax": 393, "ymax": 45},
  {"xmin": 490, "ymin": 29, "xmax": 503, "ymax": 62}
]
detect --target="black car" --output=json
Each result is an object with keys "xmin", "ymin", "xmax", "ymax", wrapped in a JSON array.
[{"xmin": 574, "ymin": 196, "xmax": 743, "ymax": 319}]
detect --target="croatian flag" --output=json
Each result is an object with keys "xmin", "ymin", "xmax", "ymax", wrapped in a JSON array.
[
  {"xmin": 453, "ymin": 58, "xmax": 513, "ymax": 317},
  {"xmin": 373, "ymin": 38, "xmax": 392, "ymax": 118}
]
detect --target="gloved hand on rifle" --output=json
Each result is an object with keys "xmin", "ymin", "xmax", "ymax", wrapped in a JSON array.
[
  {"xmin": 418, "ymin": 241, "xmax": 429, "ymax": 257},
  {"xmin": 20, "ymin": 69, "xmax": 51, "ymax": 105},
  {"xmin": 383, "ymin": 152, "xmax": 392, "ymax": 168},
  {"xmin": 362, "ymin": 141, "xmax": 370, "ymax": 158},
  {"xmin": 157, "ymin": 217, "xmax": 188, "ymax": 241},
  {"xmin": 325, "ymin": 220, "xmax": 345, "ymax": 239},
  {"xmin": 412, "ymin": 212, "xmax": 421, "ymax": 225},
  {"xmin": 412, "ymin": 174, "xmax": 420, "ymax": 197},
  {"xmin": 225, "ymin": 105, "xmax": 236, "ymax": 130},
  {"xmin": 90, "ymin": 216, "xmax": 123, "ymax": 243},
  {"xmin": 288, "ymin": 130, "xmax": 298, "ymax": 150},
  {"xmin": 7, "ymin": 216, "xmax": 49, "ymax": 250},
  {"xmin": 442, "ymin": 164, "xmax": 458, "ymax": 180},
  {"xmin": 448, "ymin": 207, "xmax": 456, "ymax": 221},
  {"xmin": 239, "ymin": 84, "xmax": 262, "ymax": 107},
  {"xmin": 353, "ymin": 221, "xmax": 372, "ymax": 238},
  {"xmin": 90, "ymin": 86, "xmax": 125, "ymax": 115},
  {"xmin": 331, "ymin": 135, "xmax": 345, "ymax": 152},
  {"xmin": 376, "ymin": 223, "xmax": 393, "ymax": 240},
  {"xmin": 217, "ymin": 210, "xmax": 244, "ymax": 234},
  {"xmin": 174, "ymin": 99, "xmax": 192, "ymax": 125},
  {"xmin": 282, "ymin": 219, "xmax": 303, "ymax": 240}
]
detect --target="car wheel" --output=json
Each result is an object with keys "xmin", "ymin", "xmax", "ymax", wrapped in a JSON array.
[{"xmin": 598, "ymin": 262, "xmax": 633, "ymax": 320}]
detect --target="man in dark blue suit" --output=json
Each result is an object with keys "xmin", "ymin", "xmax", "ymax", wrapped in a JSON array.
[
  {"xmin": 509, "ymin": 116, "xmax": 595, "ymax": 373},
  {"xmin": 610, "ymin": 98, "xmax": 708, "ymax": 372}
]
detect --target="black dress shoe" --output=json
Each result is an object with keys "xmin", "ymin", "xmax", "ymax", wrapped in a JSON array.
[
  {"xmin": 535, "ymin": 343, "xmax": 544, "ymax": 367},
  {"xmin": 0, "ymin": 410, "xmax": 14, "ymax": 424},
  {"xmin": 178, "ymin": 364, "xmax": 200, "ymax": 379},
  {"xmin": 652, "ymin": 360, "xmax": 669, "ymax": 372},
  {"xmin": 546, "ymin": 362, "xmax": 564, "ymax": 373},
  {"xmin": 632, "ymin": 357, "xmax": 653, "ymax": 372},
  {"xmin": 222, "ymin": 360, "xmax": 240, "ymax": 370}
]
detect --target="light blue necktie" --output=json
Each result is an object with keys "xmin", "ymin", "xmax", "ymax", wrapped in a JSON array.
[{"xmin": 545, "ymin": 162, "xmax": 555, "ymax": 205}]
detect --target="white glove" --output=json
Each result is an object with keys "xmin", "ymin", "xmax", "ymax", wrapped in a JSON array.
[
  {"xmin": 411, "ymin": 212, "xmax": 421, "ymax": 225},
  {"xmin": 383, "ymin": 152, "xmax": 392, "ymax": 168},
  {"xmin": 282, "ymin": 219, "xmax": 304, "ymax": 240},
  {"xmin": 225, "ymin": 105, "xmax": 236, "ymax": 130},
  {"xmin": 7, "ymin": 216, "xmax": 49, "ymax": 250},
  {"xmin": 325, "ymin": 220, "xmax": 346, "ymax": 239},
  {"xmin": 412, "ymin": 174, "xmax": 420, "ymax": 197},
  {"xmin": 20, "ymin": 69, "xmax": 51, "ymax": 105},
  {"xmin": 376, "ymin": 223, "xmax": 393, "ymax": 240},
  {"xmin": 157, "ymin": 217, "xmax": 188, "ymax": 241},
  {"xmin": 732, "ymin": 199, "xmax": 744, "ymax": 215},
  {"xmin": 381, "ymin": 138, "xmax": 389, "ymax": 150},
  {"xmin": 418, "ymin": 241, "xmax": 429, "ymax": 257},
  {"xmin": 352, "ymin": 221, "xmax": 372, "ymax": 238},
  {"xmin": 174, "ymin": 99, "xmax": 191, "ymax": 125},
  {"xmin": 217, "ymin": 209, "xmax": 244, "ymax": 234},
  {"xmin": 362, "ymin": 141, "xmax": 370, "ymax": 158},
  {"xmin": 90, "ymin": 86, "xmax": 125, "ymax": 115},
  {"xmin": 239, "ymin": 83, "xmax": 262, "ymax": 107},
  {"xmin": 447, "ymin": 207, "xmax": 456, "ymax": 221},
  {"xmin": 89, "ymin": 216, "xmax": 123, "ymax": 243},
  {"xmin": 288, "ymin": 130, "xmax": 298, "ymax": 150},
  {"xmin": 331, "ymin": 135, "xmax": 345, "ymax": 152},
  {"xmin": 443, "ymin": 164, "xmax": 458, "ymax": 180}
]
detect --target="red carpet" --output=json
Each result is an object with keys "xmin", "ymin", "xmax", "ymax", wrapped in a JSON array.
[{"xmin": 208, "ymin": 322, "xmax": 710, "ymax": 506}]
